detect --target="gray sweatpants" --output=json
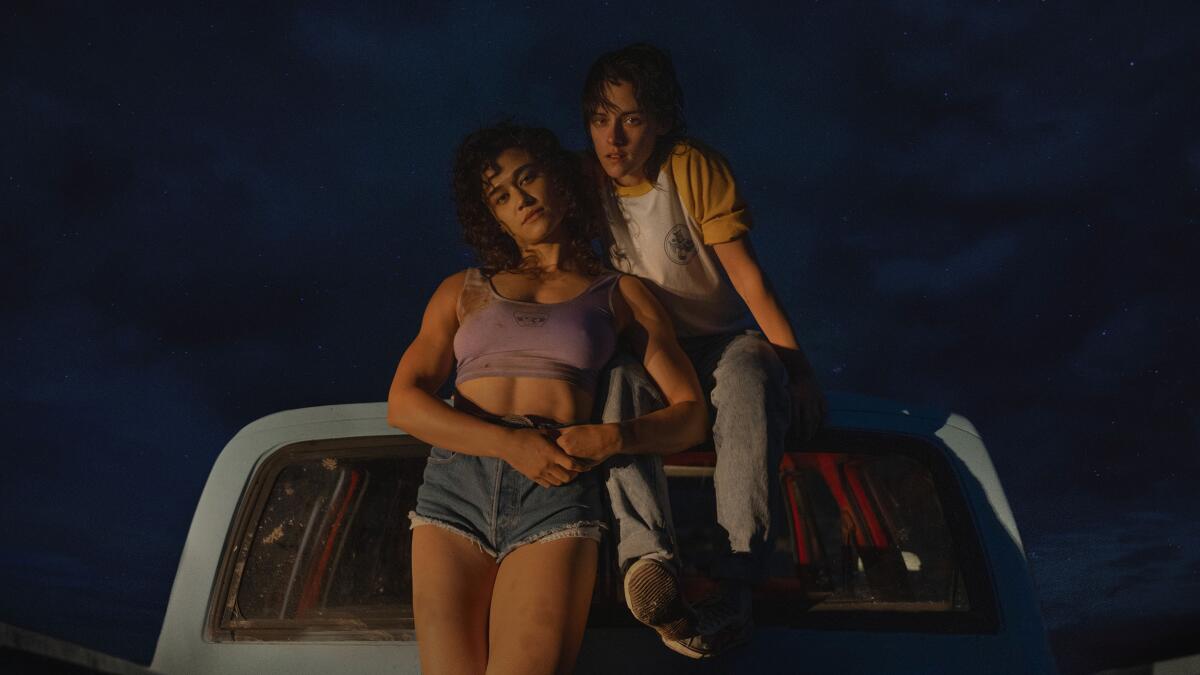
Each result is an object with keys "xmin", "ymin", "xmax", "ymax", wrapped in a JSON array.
[{"xmin": 595, "ymin": 331, "xmax": 791, "ymax": 583}]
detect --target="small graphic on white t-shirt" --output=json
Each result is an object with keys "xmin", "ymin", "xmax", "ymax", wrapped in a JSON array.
[{"xmin": 664, "ymin": 223, "xmax": 697, "ymax": 265}]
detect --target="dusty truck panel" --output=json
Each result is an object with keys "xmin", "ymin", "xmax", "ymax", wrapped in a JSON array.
[
  {"xmin": 151, "ymin": 404, "xmax": 421, "ymax": 675},
  {"xmin": 152, "ymin": 395, "xmax": 1057, "ymax": 674}
]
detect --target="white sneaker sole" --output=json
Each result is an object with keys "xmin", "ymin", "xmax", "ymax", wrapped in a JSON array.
[
  {"xmin": 661, "ymin": 619, "xmax": 754, "ymax": 660},
  {"xmin": 623, "ymin": 558, "xmax": 694, "ymax": 643}
]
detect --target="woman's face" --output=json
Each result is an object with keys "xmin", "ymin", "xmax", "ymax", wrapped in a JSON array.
[
  {"xmin": 482, "ymin": 147, "xmax": 566, "ymax": 248},
  {"xmin": 588, "ymin": 79, "xmax": 665, "ymax": 187}
]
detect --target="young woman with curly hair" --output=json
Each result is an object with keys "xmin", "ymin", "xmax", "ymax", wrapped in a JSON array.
[{"xmin": 386, "ymin": 123, "xmax": 707, "ymax": 675}]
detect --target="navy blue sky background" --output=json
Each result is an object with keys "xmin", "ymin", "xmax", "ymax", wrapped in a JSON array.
[{"xmin": 3, "ymin": 3, "xmax": 1198, "ymax": 673}]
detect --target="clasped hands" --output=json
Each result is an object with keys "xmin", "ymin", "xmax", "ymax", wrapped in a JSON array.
[{"xmin": 501, "ymin": 423, "xmax": 621, "ymax": 488}]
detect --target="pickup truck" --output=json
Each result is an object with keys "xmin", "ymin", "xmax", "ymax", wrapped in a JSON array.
[{"xmin": 149, "ymin": 392, "xmax": 1058, "ymax": 674}]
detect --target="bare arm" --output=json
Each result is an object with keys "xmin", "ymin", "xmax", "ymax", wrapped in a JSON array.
[
  {"xmin": 387, "ymin": 271, "xmax": 586, "ymax": 486},
  {"xmin": 713, "ymin": 235, "xmax": 825, "ymax": 436},
  {"xmin": 713, "ymin": 235, "xmax": 801, "ymax": 351},
  {"xmin": 556, "ymin": 275, "xmax": 709, "ymax": 463}
]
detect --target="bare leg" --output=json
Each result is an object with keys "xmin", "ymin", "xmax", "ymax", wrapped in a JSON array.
[
  {"xmin": 485, "ymin": 537, "xmax": 598, "ymax": 675},
  {"xmin": 411, "ymin": 525, "xmax": 498, "ymax": 675}
]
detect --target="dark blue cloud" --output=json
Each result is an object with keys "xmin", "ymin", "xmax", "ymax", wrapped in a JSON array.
[{"xmin": 874, "ymin": 233, "xmax": 1019, "ymax": 296}]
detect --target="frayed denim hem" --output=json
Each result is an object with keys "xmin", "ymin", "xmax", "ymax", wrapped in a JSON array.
[
  {"xmin": 408, "ymin": 511, "xmax": 499, "ymax": 559},
  {"xmin": 497, "ymin": 520, "xmax": 606, "ymax": 563}
]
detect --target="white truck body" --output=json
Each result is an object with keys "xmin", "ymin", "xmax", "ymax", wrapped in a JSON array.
[{"xmin": 151, "ymin": 394, "xmax": 1057, "ymax": 674}]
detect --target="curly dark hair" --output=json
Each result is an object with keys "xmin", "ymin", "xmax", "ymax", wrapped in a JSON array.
[
  {"xmin": 452, "ymin": 123, "xmax": 605, "ymax": 276},
  {"xmin": 581, "ymin": 43, "xmax": 687, "ymax": 172}
]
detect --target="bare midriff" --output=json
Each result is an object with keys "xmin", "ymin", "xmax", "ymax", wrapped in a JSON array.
[{"xmin": 454, "ymin": 376, "xmax": 594, "ymax": 426}]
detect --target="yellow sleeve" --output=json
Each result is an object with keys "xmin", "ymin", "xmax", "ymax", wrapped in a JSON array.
[{"xmin": 669, "ymin": 141, "xmax": 753, "ymax": 245}]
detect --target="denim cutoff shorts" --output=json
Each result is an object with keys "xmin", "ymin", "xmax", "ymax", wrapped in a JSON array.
[{"xmin": 409, "ymin": 414, "xmax": 605, "ymax": 562}]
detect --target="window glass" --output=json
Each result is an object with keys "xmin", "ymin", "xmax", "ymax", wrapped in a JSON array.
[
  {"xmin": 668, "ymin": 450, "xmax": 970, "ymax": 618},
  {"xmin": 217, "ymin": 443, "xmax": 425, "ymax": 640},
  {"xmin": 216, "ymin": 435, "xmax": 986, "ymax": 639}
]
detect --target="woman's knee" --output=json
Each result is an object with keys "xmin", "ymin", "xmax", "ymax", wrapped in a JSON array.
[{"xmin": 711, "ymin": 334, "xmax": 788, "ymax": 404}]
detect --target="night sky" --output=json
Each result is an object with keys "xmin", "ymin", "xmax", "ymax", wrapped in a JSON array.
[{"xmin": 3, "ymin": 3, "xmax": 1198, "ymax": 673}]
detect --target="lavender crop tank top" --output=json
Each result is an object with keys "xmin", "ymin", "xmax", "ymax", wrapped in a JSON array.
[{"xmin": 453, "ymin": 268, "xmax": 623, "ymax": 392}]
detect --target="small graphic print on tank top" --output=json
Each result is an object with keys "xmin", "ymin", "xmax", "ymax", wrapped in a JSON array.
[
  {"xmin": 664, "ymin": 223, "xmax": 697, "ymax": 265},
  {"xmin": 513, "ymin": 310, "xmax": 548, "ymax": 327}
]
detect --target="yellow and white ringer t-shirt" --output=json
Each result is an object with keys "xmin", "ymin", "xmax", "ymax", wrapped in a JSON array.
[{"xmin": 602, "ymin": 140, "xmax": 753, "ymax": 337}]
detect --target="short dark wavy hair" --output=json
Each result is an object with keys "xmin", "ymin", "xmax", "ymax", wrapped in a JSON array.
[
  {"xmin": 581, "ymin": 43, "xmax": 687, "ymax": 169},
  {"xmin": 452, "ymin": 123, "xmax": 604, "ymax": 275}
]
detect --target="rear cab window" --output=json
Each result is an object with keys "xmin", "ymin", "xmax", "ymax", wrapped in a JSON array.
[
  {"xmin": 207, "ymin": 429, "xmax": 996, "ymax": 641},
  {"xmin": 208, "ymin": 437, "xmax": 427, "ymax": 642},
  {"xmin": 665, "ymin": 429, "xmax": 998, "ymax": 633}
]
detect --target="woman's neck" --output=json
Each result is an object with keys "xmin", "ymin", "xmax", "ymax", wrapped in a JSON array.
[{"xmin": 513, "ymin": 241, "xmax": 574, "ymax": 277}]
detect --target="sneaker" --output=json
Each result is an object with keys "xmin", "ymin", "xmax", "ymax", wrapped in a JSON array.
[
  {"xmin": 623, "ymin": 557, "xmax": 696, "ymax": 643},
  {"xmin": 662, "ymin": 584, "xmax": 754, "ymax": 659}
]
